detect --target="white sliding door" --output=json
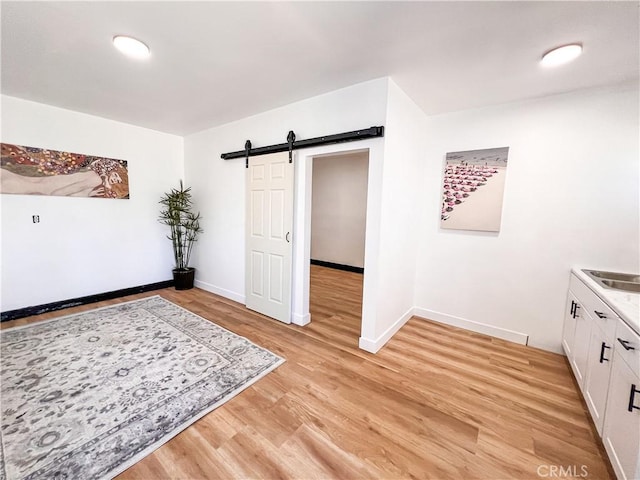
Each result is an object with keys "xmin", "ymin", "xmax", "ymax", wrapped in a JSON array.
[{"xmin": 245, "ymin": 152, "xmax": 294, "ymax": 323}]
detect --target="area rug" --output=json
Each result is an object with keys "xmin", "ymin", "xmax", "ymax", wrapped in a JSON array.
[{"xmin": 0, "ymin": 295, "xmax": 284, "ymax": 480}]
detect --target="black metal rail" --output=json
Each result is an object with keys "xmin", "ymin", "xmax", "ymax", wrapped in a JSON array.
[{"xmin": 220, "ymin": 126, "xmax": 384, "ymax": 162}]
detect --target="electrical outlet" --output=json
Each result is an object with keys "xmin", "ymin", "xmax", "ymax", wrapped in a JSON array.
[{"xmin": 32, "ymin": 215, "xmax": 40, "ymax": 223}]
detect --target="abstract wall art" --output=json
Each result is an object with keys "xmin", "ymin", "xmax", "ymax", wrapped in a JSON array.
[
  {"xmin": 440, "ymin": 146, "xmax": 509, "ymax": 232},
  {"xmin": 0, "ymin": 143, "xmax": 129, "ymax": 199}
]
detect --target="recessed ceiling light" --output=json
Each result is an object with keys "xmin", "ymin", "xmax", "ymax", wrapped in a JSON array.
[
  {"xmin": 112, "ymin": 35, "xmax": 150, "ymax": 59},
  {"xmin": 541, "ymin": 44, "xmax": 582, "ymax": 67}
]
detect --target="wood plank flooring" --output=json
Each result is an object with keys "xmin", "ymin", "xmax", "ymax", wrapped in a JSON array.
[{"xmin": 1, "ymin": 265, "xmax": 613, "ymax": 479}]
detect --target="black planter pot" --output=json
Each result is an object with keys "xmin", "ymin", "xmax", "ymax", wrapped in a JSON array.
[{"xmin": 173, "ymin": 268, "xmax": 195, "ymax": 290}]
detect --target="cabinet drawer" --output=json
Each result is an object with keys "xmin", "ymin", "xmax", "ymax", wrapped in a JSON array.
[
  {"xmin": 569, "ymin": 274, "xmax": 618, "ymax": 340},
  {"xmin": 616, "ymin": 319, "xmax": 640, "ymax": 373},
  {"xmin": 570, "ymin": 273, "xmax": 592, "ymax": 304}
]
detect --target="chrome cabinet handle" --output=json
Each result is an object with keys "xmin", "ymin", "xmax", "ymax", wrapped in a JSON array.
[{"xmin": 618, "ymin": 338, "xmax": 636, "ymax": 351}]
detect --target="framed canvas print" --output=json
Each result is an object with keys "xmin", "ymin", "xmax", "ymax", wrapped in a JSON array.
[
  {"xmin": 440, "ymin": 146, "xmax": 509, "ymax": 232},
  {"xmin": 0, "ymin": 143, "xmax": 130, "ymax": 199}
]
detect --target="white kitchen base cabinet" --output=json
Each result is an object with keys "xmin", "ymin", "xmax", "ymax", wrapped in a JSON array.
[
  {"xmin": 602, "ymin": 353, "xmax": 640, "ymax": 480},
  {"xmin": 563, "ymin": 290, "xmax": 592, "ymax": 391},
  {"xmin": 584, "ymin": 323, "xmax": 614, "ymax": 435},
  {"xmin": 563, "ymin": 291, "xmax": 580, "ymax": 357},
  {"xmin": 563, "ymin": 270, "xmax": 640, "ymax": 480},
  {"xmin": 572, "ymin": 310, "xmax": 593, "ymax": 391}
]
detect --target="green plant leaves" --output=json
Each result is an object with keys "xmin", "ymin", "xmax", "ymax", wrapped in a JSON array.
[{"xmin": 158, "ymin": 181, "xmax": 203, "ymax": 269}]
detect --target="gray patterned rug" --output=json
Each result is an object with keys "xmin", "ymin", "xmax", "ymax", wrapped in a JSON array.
[{"xmin": 0, "ymin": 296, "xmax": 284, "ymax": 480}]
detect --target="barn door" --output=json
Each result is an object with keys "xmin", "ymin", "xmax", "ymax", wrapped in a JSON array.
[{"xmin": 245, "ymin": 151, "xmax": 294, "ymax": 323}]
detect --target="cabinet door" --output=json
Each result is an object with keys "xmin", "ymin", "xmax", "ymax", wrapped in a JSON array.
[
  {"xmin": 571, "ymin": 308, "xmax": 593, "ymax": 391},
  {"xmin": 584, "ymin": 324, "xmax": 613, "ymax": 435},
  {"xmin": 603, "ymin": 353, "xmax": 640, "ymax": 480},
  {"xmin": 563, "ymin": 292, "xmax": 580, "ymax": 359}
]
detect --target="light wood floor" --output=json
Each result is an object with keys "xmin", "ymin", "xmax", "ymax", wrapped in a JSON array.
[{"xmin": 2, "ymin": 266, "xmax": 613, "ymax": 479}]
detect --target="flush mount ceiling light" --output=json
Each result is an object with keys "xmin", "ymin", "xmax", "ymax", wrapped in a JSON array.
[
  {"xmin": 112, "ymin": 35, "xmax": 150, "ymax": 59},
  {"xmin": 541, "ymin": 43, "xmax": 583, "ymax": 67}
]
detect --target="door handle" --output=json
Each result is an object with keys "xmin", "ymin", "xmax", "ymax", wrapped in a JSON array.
[
  {"xmin": 286, "ymin": 232, "xmax": 290, "ymax": 243},
  {"xmin": 594, "ymin": 310, "xmax": 607, "ymax": 319}
]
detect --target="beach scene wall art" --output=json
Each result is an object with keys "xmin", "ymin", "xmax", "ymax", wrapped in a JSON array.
[
  {"xmin": 440, "ymin": 147, "xmax": 509, "ymax": 232},
  {"xmin": 0, "ymin": 143, "xmax": 129, "ymax": 199}
]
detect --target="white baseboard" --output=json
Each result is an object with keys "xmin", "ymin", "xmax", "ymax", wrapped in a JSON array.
[
  {"xmin": 530, "ymin": 339, "xmax": 564, "ymax": 355},
  {"xmin": 194, "ymin": 280, "xmax": 245, "ymax": 305},
  {"xmin": 359, "ymin": 306, "xmax": 415, "ymax": 353},
  {"xmin": 413, "ymin": 307, "xmax": 529, "ymax": 345},
  {"xmin": 189, "ymin": 283, "xmax": 531, "ymax": 352},
  {"xmin": 292, "ymin": 312, "xmax": 311, "ymax": 326},
  {"xmin": 193, "ymin": 281, "xmax": 312, "ymax": 328}
]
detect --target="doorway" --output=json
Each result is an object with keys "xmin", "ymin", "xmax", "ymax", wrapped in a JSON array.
[
  {"xmin": 290, "ymin": 140, "xmax": 383, "ymax": 352},
  {"xmin": 308, "ymin": 151, "xmax": 369, "ymax": 347},
  {"xmin": 310, "ymin": 151, "xmax": 368, "ymax": 274}
]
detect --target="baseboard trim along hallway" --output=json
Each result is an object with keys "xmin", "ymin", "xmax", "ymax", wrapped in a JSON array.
[
  {"xmin": 359, "ymin": 306, "xmax": 415, "ymax": 353},
  {"xmin": 413, "ymin": 307, "xmax": 529, "ymax": 346},
  {"xmin": 360, "ymin": 306, "xmax": 529, "ymax": 353},
  {"xmin": 310, "ymin": 259, "xmax": 364, "ymax": 274}
]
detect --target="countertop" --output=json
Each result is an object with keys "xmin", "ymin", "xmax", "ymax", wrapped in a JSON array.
[{"xmin": 572, "ymin": 267, "xmax": 640, "ymax": 335}]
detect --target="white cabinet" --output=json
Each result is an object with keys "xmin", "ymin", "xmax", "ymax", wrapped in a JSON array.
[
  {"xmin": 584, "ymin": 323, "xmax": 614, "ymax": 434},
  {"xmin": 562, "ymin": 291, "xmax": 579, "ymax": 357},
  {"xmin": 571, "ymin": 308, "xmax": 593, "ymax": 391},
  {"xmin": 563, "ymin": 271, "xmax": 640, "ymax": 479},
  {"xmin": 602, "ymin": 352, "xmax": 640, "ymax": 480},
  {"xmin": 563, "ymin": 282, "xmax": 593, "ymax": 391}
]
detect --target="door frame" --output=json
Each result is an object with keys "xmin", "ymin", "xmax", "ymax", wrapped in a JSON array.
[{"xmin": 290, "ymin": 138, "xmax": 384, "ymax": 347}]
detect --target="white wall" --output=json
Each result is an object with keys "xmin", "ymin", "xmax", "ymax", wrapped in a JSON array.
[
  {"xmin": 5, "ymin": 80, "xmax": 634, "ymax": 356},
  {"xmin": 183, "ymin": 77, "xmax": 433, "ymax": 353},
  {"xmin": 311, "ymin": 151, "xmax": 368, "ymax": 268},
  {"xmin": 184, "ymin": 78, "xmax": 389, "ymax": 303},
  {"xmin": 415, "ymin": 85, "xmax": 640, "ymax": 353},
  {"xmin": 359, "ymin": 79, "xmax": 429, "ymax": 351},
  {"xmin": 184, "ymin": 78, "xmax": 390, "ymax": 349},
  {"xmin": 0, "ymin": 95, "xmax": 184, "ymax": 311}
]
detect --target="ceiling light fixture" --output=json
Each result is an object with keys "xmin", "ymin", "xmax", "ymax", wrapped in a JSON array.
[
  {"xmin": 112, "ymin": 35, "xmax": 150, "ymax": 59},
  {"xmin": 541, "ymin": 43, "xmax": 582, "ymax": 67}
]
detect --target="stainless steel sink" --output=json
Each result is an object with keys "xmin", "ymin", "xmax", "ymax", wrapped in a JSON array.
[
  {"xmin": 585, "ymin": 270, "xmax": 640, "ymax": 283},
  {"xmin": 582, "ymin": 269, "xmax": 640, "ymax": 293},
  {"xmin": 600, "ymin": 279, "xmax": 640, "ymax": 293}
]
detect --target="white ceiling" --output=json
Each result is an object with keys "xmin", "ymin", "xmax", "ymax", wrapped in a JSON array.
[{"xmin": 2, "ymin": 1, "xmax": 638, "ymax": 136}]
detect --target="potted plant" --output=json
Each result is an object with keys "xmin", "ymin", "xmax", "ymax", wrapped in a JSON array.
[{"xmin": 158, "ymin": 181, "xmax": 203, "ymax": 290}]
